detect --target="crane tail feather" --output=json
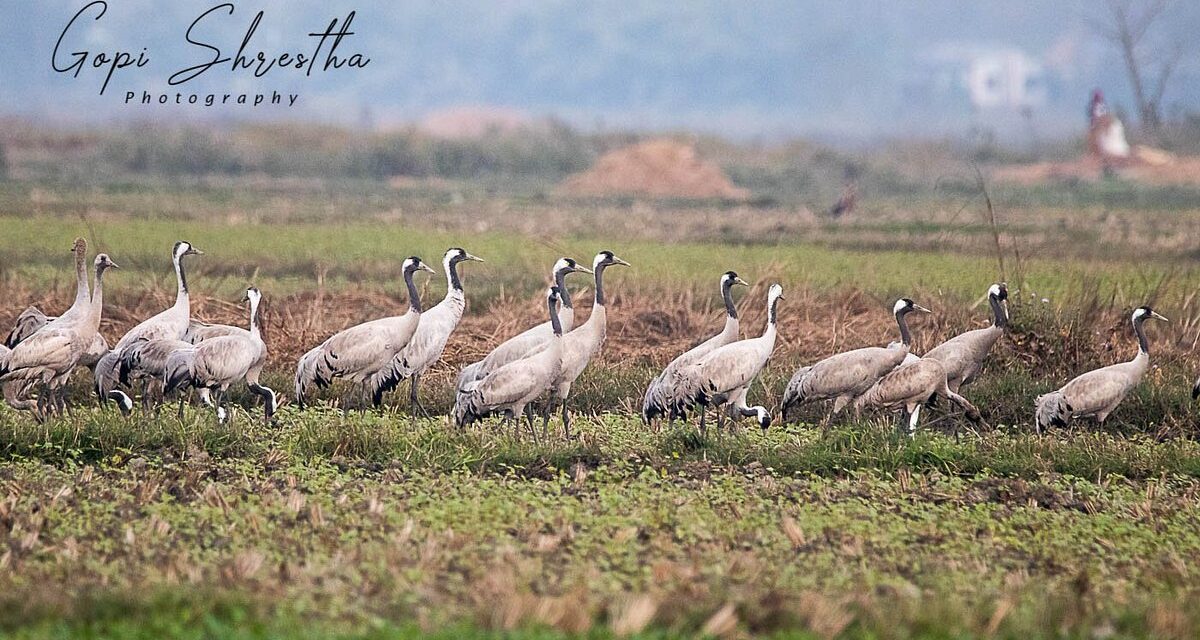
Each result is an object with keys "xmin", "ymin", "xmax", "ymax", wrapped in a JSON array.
[{"xmin": 1035, "ymin": 391, "xmax": 1070, "ymax": 432}]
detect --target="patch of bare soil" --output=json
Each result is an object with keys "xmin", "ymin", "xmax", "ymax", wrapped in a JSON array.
[
  {"xmin": 991, "ymin": 154, "xmax": 1200, "ymax": 186},
  {"xmin": 965, "ymin": 478, "xmax": 1092, "ymax": 511}
]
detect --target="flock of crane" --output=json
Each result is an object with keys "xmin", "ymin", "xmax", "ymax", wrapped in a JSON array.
[{"xmin": 0, "ymin": 237, "xmax": 1189, "ymax": 437}]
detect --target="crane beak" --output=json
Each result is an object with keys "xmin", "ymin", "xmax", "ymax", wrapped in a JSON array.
[
  {"xmin": 612, "ymin": 257, "xmax": 632, "ymax": 267},
  {"xmin": 109, "ymin": 261, "xmax": 122, "ymax": 270},
  {"xmin": 465, "ymin": 253, "xmax": 485, "ymax": 262},
  {"xmin": 575, "ymin": 266, "xmax": 594, "ymax": 275},
  {"xmin": 733, "ymin": 276, "xmax": 750, "ymax": 287},
  {"xmin": 188, "ymin": 248, "xmax": 204, "ymax": 256},
  {"xmin": 914, "ymin": 304, "xmax": 933, "ymax": 314},
  {"xmin": 420, "ymin": 263, "xmax": 437, "ymax": 274},
  {"xmin": 1151, "ymin": 311, "xmax": 1169, "ymax": 322}
]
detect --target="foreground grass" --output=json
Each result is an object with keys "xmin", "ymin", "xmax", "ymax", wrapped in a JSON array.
[
  {"xmin": 3, "ymin": 404, "xmax": 1200, "ymax": 480},
  {"xmin": 3, "ymin": 430, "xmax": 1200, "ymax": 639},
  {"xmin": 2, "ymin": 382, "xmax": 1200, "ymax": 638}
]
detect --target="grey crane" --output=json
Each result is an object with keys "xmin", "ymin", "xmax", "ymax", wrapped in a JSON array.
[
  {"xmin": 6, "ymin": 238, "xmax": 92, "ymax": 349},
  {"xmin": 294, "ymin": 256, "xmax": 435, "ymax": 408},
  {"xmin": 165, "ymin": 287, "xmax": 274, "ymax": 423},
  {"xmin": 526, "ymin": 250, "xmax": 630, "ymax": 438},
  {"xmin": 674, "ymin": 284, "xmax": 784, "ymax": 435},
  {"xmin": 1035, "ymin": 306, "xmax": 1167, "ymax": 433},
  {"xmin": 780, "ymin": 298, "xmax": 930, "ymax": 424},
  {"xmin": 456, "ymin": 257, "xmax": 590, "ymax": 390},
  {"xmin": 923, "ymin": 283, "xmax": 1008, "ymax": 392},
  {"xmin": 1, "ymin": 254, "xmax": 118, "ymax": 419},
  {"xmin": 35, "ymin": 238, "xmax": 92, "ymax": 333},
  {"xmin": 454, "ymin": 286, "xmax": 564, "ymax": 432},
  {"xmin": 5, "ymin": 306, "xmax": 109, "ymax": 371},
  {"xmin": 95, "ymin": 241, "xmax": 203, "ymax": 414},
  {"xmin": 117, "ymin": 337, "xmax": 194, "ymax": 410},
  {"xmin": 370, "ymin": 248, "xmax": 484, "ymax": 413},
  {"xmin": 852, "ymin": 356, "xmax": 984, "ymax": 436},
  {"xmin": 642, "ymin": 271, "xmax": 749, "ymax": 426}
]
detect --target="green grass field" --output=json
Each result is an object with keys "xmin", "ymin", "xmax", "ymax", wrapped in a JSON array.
[
  {"xmin": 1, "ymin": 212, "xmax": 1196, "ymax": 304},
  {"xmin": 5, "ymin": 417, "xmax": 1200, "ymax": 640},
  {"xmin": 3, "ymin": 145, "xmax": 1200, "ymax": 638}
]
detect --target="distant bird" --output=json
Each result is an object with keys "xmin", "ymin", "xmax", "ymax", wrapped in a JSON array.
[
  {"xmin": 922, "ymin": 283, "xmax": 1008, "ymax": 393},
  {"xmin": 454, "ymin": 286, "xmax": 564, "ymax": 432},
  {"xmin": 829, "ymin": 182, "xmax": 857, "ymax": 218},
  {"xmin": 456, "ymin": 257, "xmax": 590, "ymax": 391},
  {"xmin": 1036, "ymin": 306, "xmax": 1167, "ymax": 433},
  {"xmin": 675, "ymin": 284, "xmax": 784, "ymax": 435},
  {"xmin": 529, "ymin": 250, "xmax": 630, "ymax": 438},
  {"xmin": 852, "ymin": 354, "xmax": 984, "ymax": 436},
  {"xmin": 781, "ymin": 298, "xmax": 929, "ymax": 424},
  {"xmin": 95, "ymin": 241, "xmax": 203, "ymax": 414},
  {"xmin": 294, "ymin": 256, "xmax": 436, "ymax": 408},
  {"xmin": 0, "ymin": 254, "xmax": 118, "ymax": 419},
  {"xmin": 165, "ymin": 287, "xmax": 274, "ymax": 423},
  {"xmin": 642, "ymin": 270, "xmax": 748, "ymax": 426},
  {"xmin": 370, "ymin": 248, "xmax": 485, "ymax": 413}
]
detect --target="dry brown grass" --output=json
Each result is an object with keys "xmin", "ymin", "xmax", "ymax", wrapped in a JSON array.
[{"xmin": 4, "ymin": 278, "xmax": 1196, "ymax": 393}]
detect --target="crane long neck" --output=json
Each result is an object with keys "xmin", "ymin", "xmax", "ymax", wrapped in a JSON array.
[
  {"xmin": 896, "ymin": 310, "xmax": 912, "ymax": 347},
  {"xmin": 74, "ymin": 247, "xmax": 90, "ymax": 306},
  {"xmin": 554, "ymin": 270, "xmax": 573, "ymax": 310},
  {"xmin": 593, "ymin": 265, "xmax": 607, "ymax": 307},
  {"xmin": 90, "ymin": 266, "xmax": 106, "ymax": 328},
  {"xmin": 173, "ymin": 253, "xmax": 189, "ymax": 303},
  {"xmin": 1134, "ymin": 317, "xmax": 1150, "ymax": 355},
  {"xmin": 990, "ymin": 295, "xmax": 1008, "ymax": 329},
  {"xmin": 759, "ymin": 296, "xmax": 780, "ymax": 346},
  {"xmin": 446, "ymin": 258, "xmax": 462, "ymax": 293},
  {"xmin": 248, "ymin": 297, "xmax": 261, "ymax": 338},
  {"xmin": 405, "ymin": 268, "xmax": 422, "ymax": 313},
  {"xmin": 548, "ymin": 297, "xmax": 562, "ymax": 336},
  {"xmin": 722, "ymin": 282, "xmax": 738, "ymax": 319}
]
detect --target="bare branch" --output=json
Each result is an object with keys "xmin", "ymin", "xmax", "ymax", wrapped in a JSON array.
[
  {"xmin": 1127, "ymin": 0, "xmax": 1170, "ymax": 43},
  {"xmin": 1090, "ymin": 0, "xmax": 1180, "ymax": 132},
  {"xmin": 1149, "ymin": 44, "xmax": 1184, "ymax": 107}
]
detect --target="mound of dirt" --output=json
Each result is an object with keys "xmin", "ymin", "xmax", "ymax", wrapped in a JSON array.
[{"xmin": 561, "ymin": 139, "xmax": 749, "ymax": 199}]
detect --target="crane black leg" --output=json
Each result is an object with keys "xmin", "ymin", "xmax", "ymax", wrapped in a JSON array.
[
  {"xmin": 409, "ymin": 376, "xmax": 427, "ymax": 419},
  {"xmin": 561, "ymin": 401, "xmax": 571, "ymax": 440}
]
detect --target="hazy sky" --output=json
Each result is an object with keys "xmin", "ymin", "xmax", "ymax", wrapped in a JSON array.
[{"xmin": 3, "ymin": 1, "xmax": 1198, "ymax": 139}]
